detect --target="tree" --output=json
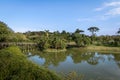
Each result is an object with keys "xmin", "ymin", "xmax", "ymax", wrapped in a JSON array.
[
  {"xmin": 73, "ymin": 33, "xmax": 91, "ymax": 47},
  {"xmin": 88, "ymin": 27, "xmax": 99, "ymax": 36},
  {"xmin": 117, "ymin": 28, "xmax": 120, "ymax": 34},
  {"xmin": 61, "ymin": 30, "xmax": 66, "ymax": 34},
  {"xmin": 75, "ymin": 28, "xmax": 84, "ymax": 34}
]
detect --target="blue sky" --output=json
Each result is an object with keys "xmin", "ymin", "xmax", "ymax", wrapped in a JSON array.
[{"xmin": 0, "ymin": 0, "xmax": 120, "ymax": 35}]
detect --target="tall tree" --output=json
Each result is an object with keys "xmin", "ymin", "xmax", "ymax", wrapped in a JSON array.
[{"xmin": 88, "ymin": 27, "xmax": 99, "ymax": 36}]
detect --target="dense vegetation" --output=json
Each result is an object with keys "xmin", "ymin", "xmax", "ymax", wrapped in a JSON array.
[{"xmin": 0, "ymin": 46, "xmax": 61, "ymax": 80}]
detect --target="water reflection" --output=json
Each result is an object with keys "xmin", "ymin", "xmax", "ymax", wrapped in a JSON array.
[
  {"xmin": 27, "ymin": 49, "xmax": 120, "ymax": 80},
  {"xmin": 28, "ymin": 51, "xmax": 67, "ymax": 67}
]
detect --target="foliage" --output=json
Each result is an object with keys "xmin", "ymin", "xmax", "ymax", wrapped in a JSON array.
[
  {"xmin": 0, "ymin": 46, "xmax": 61, "ymax": 80},
  {"xmin": 0, "ymin": 21, "xmax": 14, "ymax": 42},
  {"xmin": 38, "ymin": 31, "xmax": 67, "ymax": 50},
  {"xmin": 96, "ymin": 35, "xmax": 120, "ymax": 47},
  {"xmin": 10, "ymin": 33, "xmax": 28, "ymax": 42},
  {"xmin": 72, "ymin": 33, "xmax": 91, "ymax": 47},
  {"xmin": 38, "ymin": 35, "xmax": 50, "ymax": 50}
]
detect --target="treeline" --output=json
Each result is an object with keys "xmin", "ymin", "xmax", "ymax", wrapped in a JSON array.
[
  {"xmin": 24, "ymin": 27, "xmax": 120, "ymax": 48},
  {"xmin": 0, "ymin": 21, "xmax": 120, "ymax": 50}
]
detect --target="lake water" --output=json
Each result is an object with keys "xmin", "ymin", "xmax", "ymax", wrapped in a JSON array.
[{"xmin": 27, "ymin": 49, "xmax": 120, "ymax": 80}]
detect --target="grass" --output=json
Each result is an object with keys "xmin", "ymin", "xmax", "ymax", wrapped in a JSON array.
[
  {"xmin": 0, "ymin": 46, "xmax": 61, "ymax": 80},
  {"xmin": 43, "ymin": 49, "xmax": 67, "ymax": 53},
  {"xmin": 85, "ymin": 45, "xmax": 120, "ymax": 53}
]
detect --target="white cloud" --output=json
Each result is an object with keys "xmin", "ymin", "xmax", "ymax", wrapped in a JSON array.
[
  {"xmin": 78, "ymin": 1, "xmax": 120, "ymax": 22},
  {"xmin": 95, "ymin": 1, "xmax": 120, "ymax": 11},
  {"xmin": 95, "ymin": 1, "xmax": 120, "ymax": 19},
  {"xmin": 104, "ymin": 1, "xmax": 120, "ymax": 7},
  {"xmin": 95, "ymin": 7, "xmax": 104, "ymax": 11},
  {"xmin": 105, "ymin": 7, "xmax": 120, "ymax": 15},
  {"xmin": 77, "ymin": 15, "xmax": 108, "ymax": 22},
  {"xmin": 77, "ymin": 18, "xmax": 94, "ymax": 22}
]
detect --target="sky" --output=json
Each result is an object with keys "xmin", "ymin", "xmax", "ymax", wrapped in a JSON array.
[{"xmin": 0, "ymin": 0, "xmax": 120, "ymax": 35}]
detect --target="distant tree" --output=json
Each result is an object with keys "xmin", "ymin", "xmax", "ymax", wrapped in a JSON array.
[
  {"xmin": 75, "ymin": 28, "xmax": 84, "ymax": 34},
  {"xmin": 13, "ymin": 33, "xmax": 28, "ymax": 42},
  {"xmin": 88, "ymin": 27, "xmax": 99, "ymax": 36},
  {"xmin": 61, "ymin": 30, "xmax": 66, "ymax": 34},
  {"xmin": 117, "ymin": 28, "xmax": 120, "ymax": 34},
  {"xmin": 73, "ymin": 33, "xmax": 91, "ymax": 47},
  {"xmin": 45, "ymin": 30, "xmax": 49, "ymax": 38},
  {"xmin": 38, "ymin": 35, "xmax": 50, "ymax": 50},
  {"xmin": 51, "ymin": 36, "xmax": 66, "ymax": 49}
]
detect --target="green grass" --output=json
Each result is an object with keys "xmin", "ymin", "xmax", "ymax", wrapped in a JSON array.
[
  {"xmin": 0, "ymin": 46, "xmax": 61, "ymax": 80},
  {"xmin": 85, "ymin": 45, "xmax": 120, "ymax": 53},
  {"xmin": 43, "ymin": 49, "xmax": 67, "ymax": 53}
]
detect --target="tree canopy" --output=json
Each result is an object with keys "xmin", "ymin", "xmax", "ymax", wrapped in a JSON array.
[{"xmin": 88, "ymin": 27, "xmax": 99, "ymax": 36}]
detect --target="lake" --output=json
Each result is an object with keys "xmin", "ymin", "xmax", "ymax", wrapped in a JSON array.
[{"xmin": 27, "ymin": 49, "xmax": 120, "ymax": 80}]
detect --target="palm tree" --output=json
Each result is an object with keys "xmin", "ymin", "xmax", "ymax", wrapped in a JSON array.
[{"xmin": 88, "ymin": 27, "xmax": 99, "ymax": 36}]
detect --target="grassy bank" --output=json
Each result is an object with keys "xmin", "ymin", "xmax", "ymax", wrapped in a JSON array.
[
  {"xmin": 43, "ymin": 49, "xmax": 67, "ymax": 53},
  {"xmin": 0, "ymin": 46, "xmax": 61, "ymax": 80},
  {"xmin": 86, "ymin": 45, "xmax": 120, "ymax": 53}
]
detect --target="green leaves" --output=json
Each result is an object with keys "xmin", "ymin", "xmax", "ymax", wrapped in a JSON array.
[
  {"xmin": 73, "ymin": 33, "xmax": 91, "ymax": 47},
  {"xmin": 38, "ymin": 32, "xmax": 67, "ymax": 50}
]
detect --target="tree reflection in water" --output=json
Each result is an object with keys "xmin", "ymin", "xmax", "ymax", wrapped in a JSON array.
[{"xmin": 27, "ymin": 48, "xmax": 120, "ymax": 67}]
